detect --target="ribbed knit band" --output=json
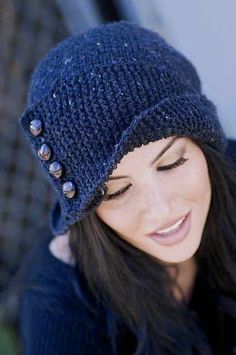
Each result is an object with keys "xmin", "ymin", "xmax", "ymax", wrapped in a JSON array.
[{"xmin": 19, "ymin": 21, "xmax": 227, "ymax": 235}]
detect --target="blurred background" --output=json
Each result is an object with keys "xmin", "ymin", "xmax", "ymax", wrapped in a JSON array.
[{"xmin": 0, "ymin": 0, "xmax": 235, "ymax": 353}]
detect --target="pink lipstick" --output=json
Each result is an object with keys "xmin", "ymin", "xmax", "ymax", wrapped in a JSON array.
[{"xmin": 147, "ymin": 211, "xmax": 191, "ymax": 246}]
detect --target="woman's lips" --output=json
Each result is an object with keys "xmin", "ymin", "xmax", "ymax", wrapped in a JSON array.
[{"xmin": 147, "ymin": 211, "xmax": 191, "ymax": 246}]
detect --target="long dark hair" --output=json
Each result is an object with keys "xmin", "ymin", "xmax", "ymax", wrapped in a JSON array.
[{"xmin": 69, "ymin": 138, "xmax": 236, "ymax": 354}]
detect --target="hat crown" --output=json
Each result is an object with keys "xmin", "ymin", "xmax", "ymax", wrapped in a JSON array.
[{"xmin": 27, "ymin": 21, "xmax": 201, "ymax": 107}]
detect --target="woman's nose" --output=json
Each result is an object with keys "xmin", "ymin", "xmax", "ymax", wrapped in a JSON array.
[{"xmin": 141, "ymin": 182, "xmax": 172, "ymax": 221}]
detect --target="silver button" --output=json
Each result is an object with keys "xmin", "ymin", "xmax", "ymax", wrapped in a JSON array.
[
  {"xmin": 62, "ymin": 181, "xmax": 76, "ymax": 198},
  {"xmin": 30, "ymin": 119, "xmax": 43, "ymax": 136},
  {"xmin": 49, "ymin": 161, "xmax": 63, "ymax": 178},
  {"xmin": 38, "ymin": 143, "xmax": 51, "ymax": 161},
  {"xmin": 100, "ymin": 184, "xmax": 107, "ymax": 196}
]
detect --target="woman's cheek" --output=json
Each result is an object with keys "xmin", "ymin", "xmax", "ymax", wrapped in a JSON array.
[
  {"xmin": 97, "ymin": 200, "xmax": 135, "ymax": 234},
  {"xmin": 176, "ymin": 154, "xmax": 210, "ymax": 202}
]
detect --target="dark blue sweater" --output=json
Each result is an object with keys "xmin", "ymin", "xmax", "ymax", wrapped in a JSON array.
[
  {"xmin": 20, "ymin": 140, "xmax": 236, "ymax": 355},
  {"xmin": 19, "ymin": 231, "xmax": 236, "ymax": 355}
]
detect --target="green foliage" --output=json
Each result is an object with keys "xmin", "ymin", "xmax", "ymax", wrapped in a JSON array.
[{"xmin": 0, "ymin": 323, "xmax": 19, "ymax": 355}]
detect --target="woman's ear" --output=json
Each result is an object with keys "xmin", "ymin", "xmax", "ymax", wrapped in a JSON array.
[{"xmin": 49, "ymin": 233, "xmax": 76, "ymax": 266}]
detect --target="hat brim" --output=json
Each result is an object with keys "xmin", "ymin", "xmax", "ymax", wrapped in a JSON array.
[{"xmin": 50, "ymin": 93, "xmax": 227, "ymax": 235}]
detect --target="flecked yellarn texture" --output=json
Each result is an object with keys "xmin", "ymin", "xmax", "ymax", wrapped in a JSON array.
[{"xmin": 19, "ymin": 20, "xmax": 227, "ymax": 235}]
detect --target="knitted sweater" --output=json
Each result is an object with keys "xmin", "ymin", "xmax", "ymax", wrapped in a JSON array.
[
  {"xmin": 20, "ymin": 140, "xmax": 236, "ymax": 355},
  {"xmin": 20, "ymin": 232, "xmax": 137, "ymax": 355}
]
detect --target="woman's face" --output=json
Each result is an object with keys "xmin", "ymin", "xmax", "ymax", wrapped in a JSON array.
[{"xmin": 95, "ymin": 136, "xmax": 211, "ymax": 264}]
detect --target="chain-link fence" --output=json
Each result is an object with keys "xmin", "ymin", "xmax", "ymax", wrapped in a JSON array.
[{"xmin": 0, "ymin": 2, "xmax": 69, "ymax": 353}]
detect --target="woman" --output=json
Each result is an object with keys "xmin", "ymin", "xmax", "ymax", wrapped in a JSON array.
[{"xmin": 19, "ymin": 21, "xmax": 236, "ymax": 354}]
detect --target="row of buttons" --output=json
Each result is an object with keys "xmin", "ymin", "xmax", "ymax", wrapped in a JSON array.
[{"xmin": 29, "ymin": 119, "xmax": 76, "ymax": 198}]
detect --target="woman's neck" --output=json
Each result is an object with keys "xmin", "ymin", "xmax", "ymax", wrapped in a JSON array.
[{"xmin": 169, "ymin": 256, "xmax": 199, "ymax": 304}]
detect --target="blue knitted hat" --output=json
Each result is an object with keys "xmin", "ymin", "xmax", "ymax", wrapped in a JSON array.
[{"xmin": 19, "ymin": 20, "xmax": 227, "ymax": 235}]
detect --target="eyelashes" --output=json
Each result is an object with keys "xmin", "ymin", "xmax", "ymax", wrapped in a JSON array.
[
  {"xmin": 157, "ymin": 156, "xmax": 188, "ymax": 171},
  {"xmin": 103, "ymin": 184, "xmax": 132, "ymax": 201},
  {"xmin": 103, "ymin": 156, "xmax": 189, "ymax": 201}
]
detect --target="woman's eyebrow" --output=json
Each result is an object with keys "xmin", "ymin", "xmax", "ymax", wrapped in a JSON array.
[{"xmin": 108, "ymin": 137, "xmax": 179, "ymax": 181}]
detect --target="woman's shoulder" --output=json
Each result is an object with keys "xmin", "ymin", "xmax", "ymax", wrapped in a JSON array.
[
  {"xmin": 19, "ymin": 233, "xmax": 115, "ymax": 355},
  {"xmin": 23, "ymin": 231, "xmax": 76, "ymax": 288},
  {"xmin": 20, "ymin": 231, "xmax": 98, "ymax": 317}
]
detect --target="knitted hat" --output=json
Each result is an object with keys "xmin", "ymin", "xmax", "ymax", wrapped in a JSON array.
[{"xmin": 19, "ymin": 20, "xmax": 227, "ymax": 236}]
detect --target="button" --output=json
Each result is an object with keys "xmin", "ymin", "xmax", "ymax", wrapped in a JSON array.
[
  {"xmin": 100, "ymin": 184, "xmax": 108, "ymax": 197},
  {"xmin": 38, "ymin": 143, "xmax": 51, "ymax": 160},
  {"xmin": 62, "ymin": 181, "xmax": 76, "ymax": 198},
  {"xmin": 30, "ymin": 119, "xmax": 43, "ymax": 136},
  {"xmin": 49, "ymin": 161, "xmax": 63, "ymax": 178}
]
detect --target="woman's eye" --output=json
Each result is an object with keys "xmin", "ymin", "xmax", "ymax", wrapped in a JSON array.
[
  {"xmin": 103, "ymin": 184, "xmax": 131, "ymax": 201},
  {"xmin": 157, "ymin": 156, "xmax": 188, "ymax": 172},
  {"xmin": 103, "ymin": 156, "xmax": 188, "ymax": 201}
]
